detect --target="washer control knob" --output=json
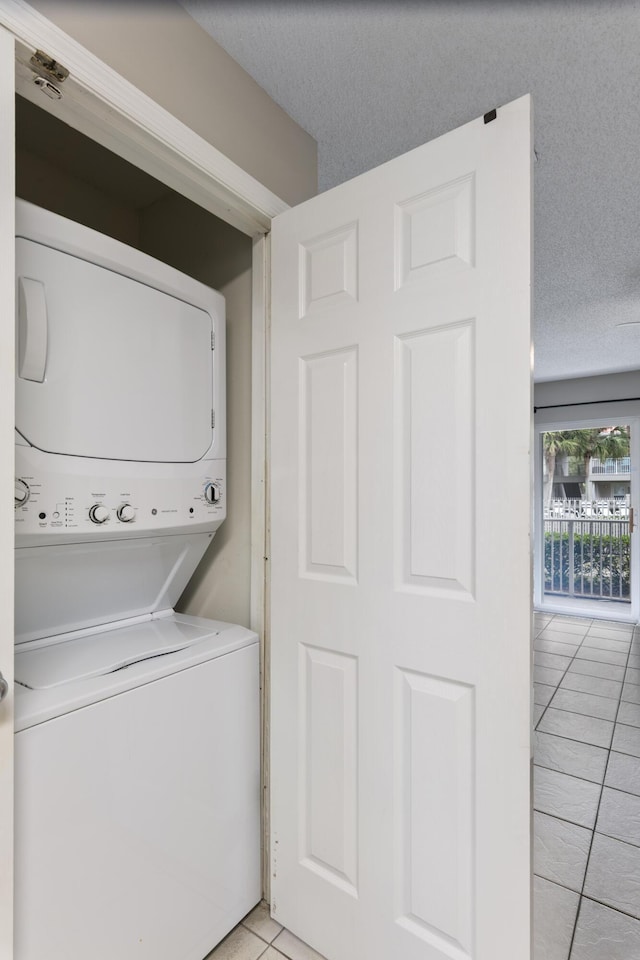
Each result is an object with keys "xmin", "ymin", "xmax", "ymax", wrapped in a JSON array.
[
  {"xmin": 117, "ymin": 504, "xmax": 135, "ymax": 523},
  {"xmin": 15, "ymin": 478, "xmax": 30, "ymax": 507},
  {"xmin": 204, "ymin": 483, "xmax": 220, "ymax": 504},
  {"xmin": 89, "ymin": 504, "xmax": 110, "ymax": 524}
]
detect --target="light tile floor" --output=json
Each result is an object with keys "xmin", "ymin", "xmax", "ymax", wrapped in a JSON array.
[
  {"xmin": 534, "ymin": 611, "xmax": 640, "ymax": 960},
  {"xmin": 205, "ymin": 901, "xmax": 327, "ymax": 960}
]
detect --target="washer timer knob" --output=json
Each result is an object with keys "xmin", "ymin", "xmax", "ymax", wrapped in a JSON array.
[
  {"xmin": 204, "ymin": 483, "xmax": 221, "ymax": 504},
  {"xmin": 15, "ymin": 478, "xmax": 30, "ymax": 507},
  {"xmin": 117, "ymin": 504, "xmax": 135, "ymax": 523},
  {"xmin": 89, "ymin": 504, "xmax": 110, "ymax": 524}
]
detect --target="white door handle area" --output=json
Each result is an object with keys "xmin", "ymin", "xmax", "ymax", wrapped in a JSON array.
[{"xmin": 18, "ymin": 276, "xmax": 48, "ymax": 382}]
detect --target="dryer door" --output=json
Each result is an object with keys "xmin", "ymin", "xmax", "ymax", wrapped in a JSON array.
[{"xmin": 16, "ymin": 239, "xmax": 214, "ymax": 463}]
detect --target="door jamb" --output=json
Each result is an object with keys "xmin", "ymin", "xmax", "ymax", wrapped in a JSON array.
[{"xmin": 0, "ymin": 24, "xmax": 15, "ymax": 958}]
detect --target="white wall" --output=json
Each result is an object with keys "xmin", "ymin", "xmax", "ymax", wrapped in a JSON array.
[{"xmin": 534, "ymin": 371, "xmax": 640, "ymax": 414}]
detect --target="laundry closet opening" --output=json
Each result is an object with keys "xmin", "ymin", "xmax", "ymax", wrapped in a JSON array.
[
  {"xmin": 13, "ymin": 90, "xmax": 267, "ymax": 958},
  {"xmin": 16, "ymin": 93, "xmax": 255, "ymax": 629}
]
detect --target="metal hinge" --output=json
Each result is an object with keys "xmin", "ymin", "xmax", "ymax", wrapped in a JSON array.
[
  {"xmin": 29, "ymin": 50, "xmax": 69, "ymax": 101},
  {"xmin": 33, "ymin": 76, "xmax": 62, "ymax": 101},
  {"xmin": 211, "ymin": 410, "xmax": 215, "ymax": 428},
  {"xmin": 30, "ymin": 50, "xmax": 69, "ymax": 84}
]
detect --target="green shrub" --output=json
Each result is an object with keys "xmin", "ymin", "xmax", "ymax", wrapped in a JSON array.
[{"xmin": 544, "ymin": 531, "xmax": 630, "ymax": 598}]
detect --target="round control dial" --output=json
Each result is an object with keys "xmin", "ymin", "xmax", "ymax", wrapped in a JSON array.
[
  {"xmin": 204, "ymin": 482, "xmax": 221, "ymax": 504},
  {"xmin": 117, "ymin": 504, "xmax": 135, "ymax": 523},
  {"xmin": 89, "ymin": 504, "xmax": 110, "ymax": 524},
  {"xmin": 15, "ymin": 478, "xmax": 30, "ymax": 507}
]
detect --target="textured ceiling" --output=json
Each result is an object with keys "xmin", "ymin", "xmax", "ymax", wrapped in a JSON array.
[{"xmin": 179, "ymin": 0, "xmax": 640, "ymax": 383}]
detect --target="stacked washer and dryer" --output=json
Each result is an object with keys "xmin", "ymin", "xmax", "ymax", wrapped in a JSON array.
[{"xmin": 13, "ymin": 200, "xmax": 261, "ymax": 960}]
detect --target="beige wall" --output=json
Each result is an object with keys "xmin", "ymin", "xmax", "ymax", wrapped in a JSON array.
[
  {"xmin": 17, "ymin": 147, "xmax": 141, "ymax": 246},
  {"xmin": 27, "ymin": 0, "xmax": 317, "ymax": 207},
  {"xmin": 140, "ymin": 194, "xmax": 254, "ymax": 627}
]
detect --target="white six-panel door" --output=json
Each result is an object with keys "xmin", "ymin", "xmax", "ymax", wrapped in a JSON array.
[{"xmin": 270, "ymin": 96, "xmax": 532, "ymax": 960}]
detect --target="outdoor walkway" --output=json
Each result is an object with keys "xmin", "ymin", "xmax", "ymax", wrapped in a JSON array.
[{"xmin": 534, "ymin": 612, "xmax": 640, "ymax": 959}]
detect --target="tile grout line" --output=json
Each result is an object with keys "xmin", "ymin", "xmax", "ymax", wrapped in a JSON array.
[
  {"xmin": 564, "ymin": 619, "xmax": 635, "ymax": 959},
  {"xmin": 536, "ymin": 726, "xmax": 640, "ymax": 761},
  {"xmin": 533, "ymin": 806, "xmax": 640, "ymax": 849},
  {"xmin": 535, "ymin": 875, "xmax": 640, "ymax": 927},
  {"xmin": 534, "ymin": 618, "xmax": 595, "ymax": 732},
  {"xmin": 533, "ymin": 763, "xmax": 640, "ymax": 800},
  {"xmin": 535, "ymin": 682, "xmax": 623, "ymax": 705},
  {"xmin": 538, "ymin": 700, "xmax": 618, "ymax": 721},
  {"xmin": 580, "ymin": 891, "xmax": 640, "ymax": 926},
  {"xmin": 534, "ymin": 618, "xmax": 638, "ymax": 734}
]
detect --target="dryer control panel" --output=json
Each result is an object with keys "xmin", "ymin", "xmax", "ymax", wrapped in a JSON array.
[{"xmin": 14, "ymin": 453, "xmax": 226, "ymax": 543}]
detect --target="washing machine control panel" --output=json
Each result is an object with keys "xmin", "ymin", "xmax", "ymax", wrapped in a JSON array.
[
  {"xmin": 204, "ymin": 482, "xmax": 221, "ymax": 504},
  {"xmin": 14, "ymin": 453, "xmax": 226, "ymax": 541},
  {"xmin": 117, "ymin": 504, "xmax": 135, "ymax": 523},
  {"xmin": 15, "ymin": 478, "xmax": 30, "ymax": 506}
]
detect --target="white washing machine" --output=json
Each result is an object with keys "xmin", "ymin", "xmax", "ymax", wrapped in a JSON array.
[{"xmin": 13, "ymin": 201, "xmax": 261, "ymax": 960}]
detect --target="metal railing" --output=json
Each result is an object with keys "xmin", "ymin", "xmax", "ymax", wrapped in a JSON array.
[
  {"xmin": 591, "ymin": 457, "xmax": 631, "ymax": 475},
  {"xmin": 544, "ymin": 504, "xmax": 630, "ymax": 603},
  {"xmin": 547, "ymin": 498, "xmax": 629, "ymax": 519}
]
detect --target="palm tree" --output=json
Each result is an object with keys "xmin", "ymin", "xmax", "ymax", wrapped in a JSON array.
[
  {"xmin": 542, "ymin": 430, "xmax": 581, "ymax": 509},
  {"xmin": 572, "ymin": 426, "xmax": 630, "ymax": 500}
]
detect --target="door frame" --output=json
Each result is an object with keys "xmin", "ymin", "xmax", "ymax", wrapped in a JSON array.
[
  {"xmin": 0, "ymin": 22, "xmax": 15, "ymax": 959},
  {"xmin": 0, "ymin": 0, "xmax": 286, "ymax": 920},
  {"xmin": 534, "ymin": 408, "xmax": 640, "ymax": 622}
]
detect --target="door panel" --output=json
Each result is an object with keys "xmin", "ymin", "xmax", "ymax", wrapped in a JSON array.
[
  {"xmin": 271, "ymin": 96, "xmax": 532, "ymax": 960},
  {"xmin": 395, "ymin": 321, "xmax": 474, "ymax": 597}
]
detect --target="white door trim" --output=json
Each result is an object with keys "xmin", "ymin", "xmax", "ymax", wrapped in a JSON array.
[
  {"xmin": 251, "ymin": 232, "xmax": 272, "ymax": 899},
  {"xmin": 1, "ymin": 0, "xmax": 289, "ymax": 237},
  {"xmin": 0, "ymin": 23, "xmax": 15, "ymax": 959}
]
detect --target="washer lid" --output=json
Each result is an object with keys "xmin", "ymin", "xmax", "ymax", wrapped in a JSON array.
[
  {"xmin": 15, "ymin": 617, "xmax": 217, "ymax": 689},
  {"xmin": 16, "ymin": 238, "xmax": 214, "ymax": 463}
]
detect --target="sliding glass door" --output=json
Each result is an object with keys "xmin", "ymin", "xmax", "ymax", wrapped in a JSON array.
[{"xmin": 534, "ymin": 417, "xmax": 639, "ymax": 621}]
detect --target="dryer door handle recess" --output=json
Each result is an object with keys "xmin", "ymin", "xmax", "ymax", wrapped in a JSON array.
[
  {"xmin": 0, "ymin": 671, "xmax": 8, "ymax": 705},
  {"xmin": 18, "ymin": 277, "xmax": 48, "ymax": 383}
]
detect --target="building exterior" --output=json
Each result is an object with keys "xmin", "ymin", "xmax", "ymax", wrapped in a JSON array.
[{"xmin": 550, "ymin": 455, "xmax": 631, "ymax": 501}]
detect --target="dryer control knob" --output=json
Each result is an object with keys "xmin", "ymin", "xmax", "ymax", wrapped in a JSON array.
[
  {"xmin": 204, "ymin": 483, "xmax": 220, "ymax": 504},
  {"xmin": 89, "ymin": 504, "xmax": 110, "ymax": 524},
  {"xmin": 117, "ymin": 504, "xmax": 135, "ymax": 523},
  {"xmin": 15, "ymin": 478, "xmax": 30, "ymax": 507}
]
